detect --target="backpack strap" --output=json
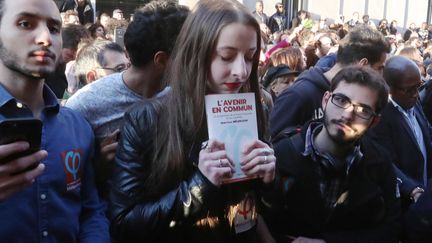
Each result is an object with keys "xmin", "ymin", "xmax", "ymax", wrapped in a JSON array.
[
  {"xmin": 289, "ymin": 132, "xmax": 305, "ymax": 158},
  {"xmin": 274, "ymin": 131, "xmax": 305, "ymax": 175},
  {"xmin": 271, "ymin": 126, "xmax": 302, "ymax": 144}
]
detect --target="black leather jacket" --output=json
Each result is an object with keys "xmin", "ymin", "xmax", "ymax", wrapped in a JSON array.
[{"xmin": 109, "ymin": 101, "xmax": 259, "ymax": 243}]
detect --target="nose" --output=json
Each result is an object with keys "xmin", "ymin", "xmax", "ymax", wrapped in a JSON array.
[
  {"xmin": 35, "ymin": 25, "xmax": 52, "ymax": 47},
  {"xmin": 341, "ymin": 104, "xmax": 356, "ymax": 120},
  {"xmin": 232, "ymin": 56, "xmax": 248, "ymax": 80}
]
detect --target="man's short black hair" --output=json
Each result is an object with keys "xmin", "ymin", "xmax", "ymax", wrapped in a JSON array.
[
  {"xmin": 124, "ymin": 0, "xmax": 189, "ymax": 68},
  {"xmin": 62, "ymin": 24, "xmax": 91, "ymax": 50},
  {"xmin": 337, "ymin": 25, "xmax": 390, "ymax": 66}
]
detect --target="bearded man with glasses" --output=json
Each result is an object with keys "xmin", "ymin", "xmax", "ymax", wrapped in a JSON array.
[{"xmin": 261, "ymin": 66, "xmax": 401, "ymax": 243}]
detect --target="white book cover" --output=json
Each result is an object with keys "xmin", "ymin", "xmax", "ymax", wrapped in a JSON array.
[{"xmin": 205, "ymin": 92, "xmax": 258, "ymax": 184}]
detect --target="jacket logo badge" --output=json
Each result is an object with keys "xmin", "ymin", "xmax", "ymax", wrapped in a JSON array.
[
  {"xmin": 61, "ymin": 149, "xmax": 82, "ymax": 191},
  {"xmin": 234, "ymin": 196, "xmax": 256, "ymax": 233}
]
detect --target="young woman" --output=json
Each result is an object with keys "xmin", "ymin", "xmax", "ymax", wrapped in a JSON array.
[
  {"xmin": 87, "ymin": 23, "xmax": 106, "ymax": 39},
  {"xmin": 109, "ymin": 0, "xmax": 276, "ymax": 242}
]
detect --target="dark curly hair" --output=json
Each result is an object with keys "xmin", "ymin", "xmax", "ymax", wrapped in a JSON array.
[
  {"xmin": 124, "ymin": 0, "xmax": 190, "ymax": 67},
  {"xmin": 337, "ymin": 25, "xmax": 390, "ymax": 66}
]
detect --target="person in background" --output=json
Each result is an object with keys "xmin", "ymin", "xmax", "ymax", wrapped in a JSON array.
[
  {"xmin": 66, "ymin": 0, "xmax": 190, "ymax": 200},
  {"xmin": 44, "ymin": 24, "xmax": 90, "ymax": 99},
  {"xmin": 0, "ymin": 0, "xmax": 109, "ymax": 241},
  {"xmin": 60, "ymin": 0, "xmax": 94, "ymax": 25},
  {"xmin": 45, "ymin": 24, "xmax": 91, "ymax": 99},
  {"xmin": 378, "ymin": 18, "xmax": 390, "ymax": 36},
  {"xmin": 103, "ymin": 17, "xmax": 129, "ymax": 41},
  {"xmin": 63, "ymin": 10, "xmax": 80, "ymax": 25},
  {"xmin": 404, "ymin": 23, "xmax": 418, "ymax": 42},
  {"xmin": 314, "ymin": 33, "xmax": 336, "ymax": 59},
  {"xmin": 290, "ymin": 10, "xmax": 306, "ymax": 30},
  {"xmin": 112, "ymin": 8, "xmax": 124, "ymax": 20},
  {"xmin": 65, "ymin": 39, "xmax": 129, "ymax": 97},
  {"xmin": 396, "ymin": 46, "xmax": 426, "ymax": 79},
  {"xmin": 88, "ymin": 23, "xmax": 107, "ymax": 39},
  {"xmin": 362, "ymin": 14, "xmax": 376, "ymax": 29},
  {"xmin": 368, "ymin": 56, "xmax": 432, "ymax": 211},
  {"xmin": 418, "ymin": 22, "xmax": 429, "ymax": 42},
  {"xmin": 252, "ymin": 0, "xmax": 269, "ymax": 28},
  {"xmin": 268, "ymin": 2, "xmax": 287, "ymax": 34},
  {"xmin": 263, "ymin": 64, "xmax": 299, "ymax": 98},
  {"xmin": 346, "ymin": 11, "xmax": 360, "ymax": 28},
  {"xmin": 99, "ymin": 12, "xmax": 111, "ymax": 29}
]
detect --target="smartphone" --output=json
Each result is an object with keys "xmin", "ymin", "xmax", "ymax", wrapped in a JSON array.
[{"xmin": 0, "ymin": 118, "xmax": 42, "ymax": 166}]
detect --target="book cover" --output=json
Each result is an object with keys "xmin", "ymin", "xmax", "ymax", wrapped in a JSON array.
[{"xmin": 205, "ymin": 92, "xmax": 258, "ymax": 184}]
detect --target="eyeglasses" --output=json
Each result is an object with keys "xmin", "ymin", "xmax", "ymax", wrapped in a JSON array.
[
  {"xmin": 394, "ymin": 83, "xmax": 422, "ymax": 96},
  {"xmin": 330, "ymin": 93, "xmax": 376, "ymax": 120},
  {"xmin": 101, "ymin": 63, "xmax": 131, "ymax": 73}
]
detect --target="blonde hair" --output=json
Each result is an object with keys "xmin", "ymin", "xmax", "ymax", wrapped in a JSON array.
[{"xmin": 270, "ymin": 46, "xmax": 304, "ymax": 71}]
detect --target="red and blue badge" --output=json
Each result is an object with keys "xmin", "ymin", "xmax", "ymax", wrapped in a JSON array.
[{"xmin": 61, "ymin": 149, "xmax": 82, "ymax": 191}]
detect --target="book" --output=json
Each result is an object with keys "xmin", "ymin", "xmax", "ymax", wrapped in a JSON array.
[{"xmin": 205, "ymin": 92, "xmax": 258, "ymax": 184}]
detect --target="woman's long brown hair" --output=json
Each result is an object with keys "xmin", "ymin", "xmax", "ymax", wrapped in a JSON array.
[{"xmin": 146, "ymin": 0, "xmax": 267, "ymax": 196}]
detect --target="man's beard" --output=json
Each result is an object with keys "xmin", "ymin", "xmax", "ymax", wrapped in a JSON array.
[
  {"xmin": 0, "ymin": 41, "xmax": 55, "ymax": 79},
  {"xmin": 323, "ymin": 113, "xmax": 362, "ymax": 145}
]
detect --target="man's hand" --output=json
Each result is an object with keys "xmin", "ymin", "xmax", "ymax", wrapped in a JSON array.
[
  {"xmin": 99, "ymin": 129, "xmax": 120, "ymax": 163},
  {"xmin": 0, "ymin": 141, "xmax": 46, "ymax": 202}
]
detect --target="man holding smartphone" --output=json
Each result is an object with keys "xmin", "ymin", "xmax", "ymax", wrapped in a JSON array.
[{"xmin": 0, "ymin": 0, "xmax": 109, "ymax": 242}]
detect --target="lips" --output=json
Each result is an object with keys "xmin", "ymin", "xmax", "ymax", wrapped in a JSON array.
[
  {"xmin": 334, "ymin": 121, "xmax": 356, "ymax": 134},
  {"xmin": 30, "ymin": 50, "xmax": 55, "ymax": 62},
  {"xmin": 224, "ymin": 82, "xmax": 242, "ymax": 90}
]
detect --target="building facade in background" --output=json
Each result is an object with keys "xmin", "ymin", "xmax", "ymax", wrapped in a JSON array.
[
  {"xmin": 55, "ymin": 0, "xmax": 431, "ymax": 31},
  {"xmin": 181, "ymin": 0, "xmax": 432, "ymax": 32}
]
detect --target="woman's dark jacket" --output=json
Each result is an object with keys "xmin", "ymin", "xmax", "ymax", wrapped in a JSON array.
[{"xmin": 109, "ymin": 100, "xmax": 260, "ymax": 243}]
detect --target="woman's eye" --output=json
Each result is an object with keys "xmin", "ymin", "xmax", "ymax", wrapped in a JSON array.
[
  {"xmin": 245, "ymin": 55, "xmax": 254, "ymax": 62},
  {"xmin": 18, "ymin": 21, "xmax": 32, "ymax": 28},
  {"xmin": 221, "ymin": 56, "xmax": 234, "ymax": 62}
]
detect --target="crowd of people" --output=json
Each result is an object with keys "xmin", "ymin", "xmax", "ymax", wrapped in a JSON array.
[{"xmin": 1, "ymin": 0, "xmax": 432, "ymax": 242}]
